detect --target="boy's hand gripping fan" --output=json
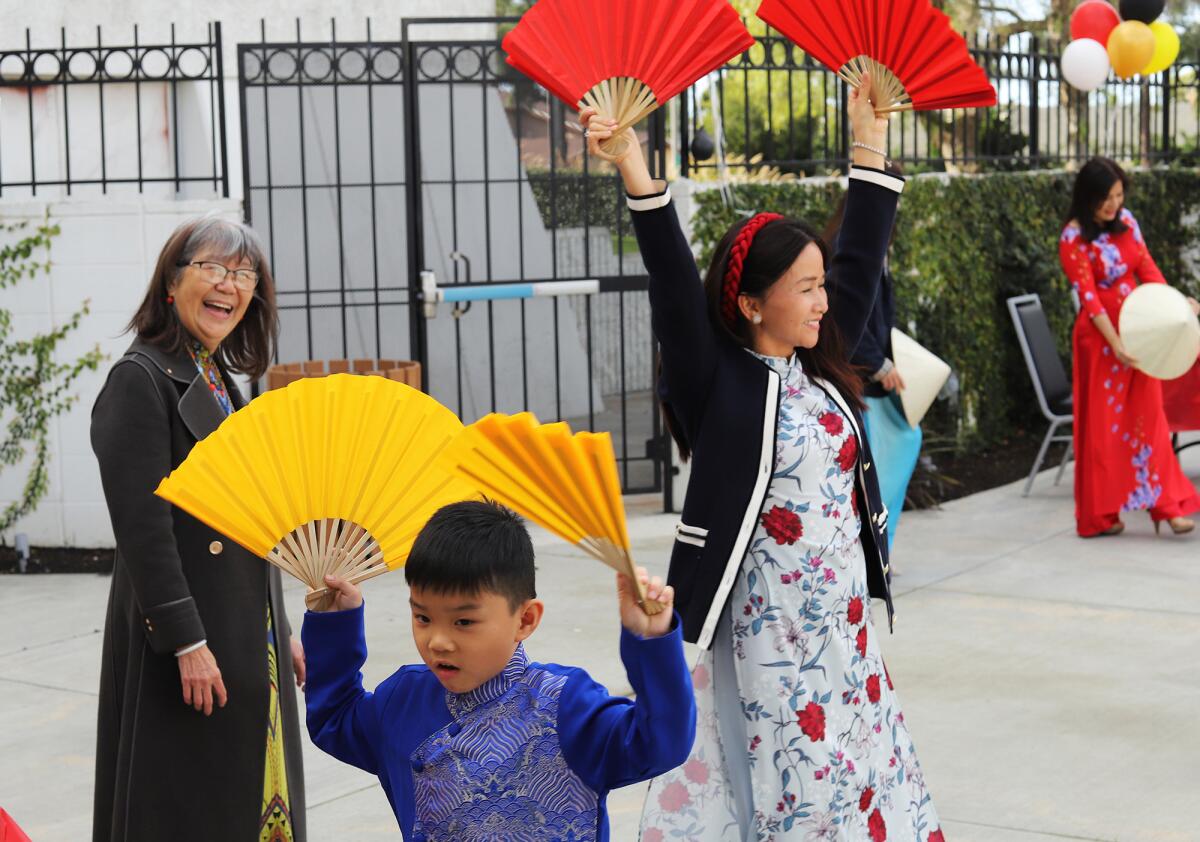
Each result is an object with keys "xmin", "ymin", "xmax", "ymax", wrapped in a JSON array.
[
  {"xmin": 155, "ymin": 374, "xmax": 477, "ymax": 611},
  {"xmin": 756, "ymin": 0, "xmax": 997, "ymax": 113},
  {"xmin": 442, "ymin": 412, "xmax": 666, "ymax": 616},
  {"xmin": 501, "ymin": 0, "xmax": 754, "ymax": 154}
]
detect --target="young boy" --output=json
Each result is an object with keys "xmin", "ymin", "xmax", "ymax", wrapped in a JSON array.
[{"xmin": 302, "ymin": 499, "xmax": 696, "ymax": 841}]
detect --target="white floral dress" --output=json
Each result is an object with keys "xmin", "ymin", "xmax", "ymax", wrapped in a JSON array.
[{"xmin": 641, "ymin": 353, "xmax": 944, "ymax": 842}]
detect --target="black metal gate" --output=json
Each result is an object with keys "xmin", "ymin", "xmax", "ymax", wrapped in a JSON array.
[{"xmin": 238, "ymin": 19, "xmax": 669, "ymax": 495}]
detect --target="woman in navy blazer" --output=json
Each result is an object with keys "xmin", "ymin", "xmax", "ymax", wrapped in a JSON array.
[
  {"xmin": 583, "ymin": 74, "xmax": 946, "ymax": 840},
  {"xmin": 583, "ymin": 104, "xmax": 899, "ymax": 652}
]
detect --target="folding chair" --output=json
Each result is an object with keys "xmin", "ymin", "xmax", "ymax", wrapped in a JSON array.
[{"xmin": 1008, "ymin": 294, "xmax": 1074, "ymax": 496}]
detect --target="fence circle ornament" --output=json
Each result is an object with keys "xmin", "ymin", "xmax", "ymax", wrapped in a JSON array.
[
  {"xmin": 369, "ymin": 47, "xmax": 402, "ymax": 81},
  {"xmin": 101, "ymin": 49, "xmax": 135, "ymax": 80},
  {"xmin": 0, "ymin": 52, "xmax": 25, "ymax": 81},
  {"xmin": 1107, "ymin": 20, "xmax": 1156, "ymax": 78},
  {"xmin": 1061, "ymin": 37, "xmax": 1111, "ymax": 91},
  {"xmin": 301, "ymin": 48, "xmax": 334, "ymax": 82},
  {"xmin": 417, "ymin": 46, "xmax": 450, "ymax": 81},
  {"xmin": 66, "ymin": 49, "xmax": 99, "ymax": 81},
  {"xmin": 175, "ymin": 46, "xmax": 211, "ymax": 78},
  {"xmin": 32, "ymin": 50, "xmax": 62, "ymax": 81},
  {"xmin": 452, "ymin": 46, "xmax": 484, "ymax": 81},
  {"xmin": 265, "ymin": 49, "xmax": 298, "ymax": 83},
  {"xmin": 240, "ymin": 49, "xmax": 263, "ymax": 83},
  {"xmin": 1118, "ymin": 0, "xmax": 1165, "ymax": 24},
  {"xmin": 336, "ymin": 47, "xmax": 369, "ymax": 82},
  {"xmin": 139, "ymin": 48, "xmax": 172, "ymax": 78}
]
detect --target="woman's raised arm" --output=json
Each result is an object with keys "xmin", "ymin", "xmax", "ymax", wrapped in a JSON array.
[{"xmin": 583, "ymin": 111, "xmax": 717, "ymax": 432}]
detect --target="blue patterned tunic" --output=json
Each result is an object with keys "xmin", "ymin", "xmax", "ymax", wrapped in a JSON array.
[{"xmin": 302, "ymin": 602, "xmax": 695, "ymax": 841}]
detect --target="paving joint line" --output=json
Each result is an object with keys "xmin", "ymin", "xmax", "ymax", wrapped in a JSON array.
[
  {"xmin": 0, "ymin": 628, "xmax": 103, "ymax": 660},
  {"xmin": 919, "ymin": 586, "xmax": 1200, "ymax": 619},
  {"xmin": 891, "ymin": 525, "xmax": 1074, "ymax": 600},
  {"xmin": 0, "ymin": 675, "xmax": 97, "ymax": 698},
  {"xmin": 307, "ymin": 782, "xmax": 381, "ymax": 810},
  {"xmin": 944, "ymin": 815, "xmax": 1114, "ymax": 841}
]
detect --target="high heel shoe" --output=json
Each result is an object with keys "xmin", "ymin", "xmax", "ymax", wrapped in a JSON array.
[
  {"xmin": 1155, "ymin": 517, "xmax": 1196, "ymax": 536},
  {"xmin": 1098, "ymin": 521, "xmax": 1125, "ymax": 537}
]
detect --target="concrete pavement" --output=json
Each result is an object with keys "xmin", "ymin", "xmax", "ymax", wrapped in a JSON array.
[{"xmin": 2, "ymin": 440, "xmax": 1198, "ymax": 841}]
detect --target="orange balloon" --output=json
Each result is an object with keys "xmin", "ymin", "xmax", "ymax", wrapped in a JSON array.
[{"xmin": 1107, "ymin": 20, "xmax": 1156, "ymax": 78}]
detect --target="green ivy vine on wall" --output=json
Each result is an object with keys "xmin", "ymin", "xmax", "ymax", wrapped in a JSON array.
[{"xmin": 1, "ymin": 216, "xmax": 105, "ymax": 535}]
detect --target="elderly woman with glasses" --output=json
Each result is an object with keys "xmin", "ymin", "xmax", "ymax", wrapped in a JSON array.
[{"xmin": 90, "ymin": 217, "xmax": 306, "ymax": 842}]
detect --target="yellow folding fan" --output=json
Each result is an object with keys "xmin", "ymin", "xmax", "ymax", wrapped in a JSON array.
[
  {"xmin": 441, "ymin": 412, "xmax": 664, "ymax": 616},
  {"xmin": 155, "ymin": 374, "xmax": 477, "ymax": 609}
]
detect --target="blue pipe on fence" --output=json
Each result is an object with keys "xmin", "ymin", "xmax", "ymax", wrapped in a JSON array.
[{"xmin": 420, "ymin": 271, "xmax": 609, "ymax": 317}]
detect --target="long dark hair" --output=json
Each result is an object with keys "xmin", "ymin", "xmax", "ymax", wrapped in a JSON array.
[
  {"xmin": 128, "ymin": 217, "xmax": 278, "ymax": 379},
  {"xmin": 663, "ymin": 215, "xmax": 865, "ymax": 461},
  {"xmin": 1066, "ymin": 157, "xmax": 1129, "ymax": 243}
]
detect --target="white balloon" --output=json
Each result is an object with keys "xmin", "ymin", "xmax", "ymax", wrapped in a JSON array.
[{"xmin": 1061, "ymin": 38, "xmax": 1111, "ymax": 91}]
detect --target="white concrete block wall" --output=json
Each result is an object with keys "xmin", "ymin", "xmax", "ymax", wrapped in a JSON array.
[{"xmin": 0, "ymin": 197, "xmax": 242, "ymax": 548}]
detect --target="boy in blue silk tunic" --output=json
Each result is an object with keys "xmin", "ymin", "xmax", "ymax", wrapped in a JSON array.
[{"xmin": 302, "ymin": 500, "xmax": 696, "ymax": 841}]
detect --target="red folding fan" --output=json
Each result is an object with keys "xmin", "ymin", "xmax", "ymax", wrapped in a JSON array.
[
  {"xmin": 756, "ymin": 0, "xmax": 997, "ymax": 112},
  {"xmin": 502, "ymin": 0, "xmax": 754, "ymax": 151}
]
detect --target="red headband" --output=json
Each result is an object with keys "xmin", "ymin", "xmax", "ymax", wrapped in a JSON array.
[{"xmin": 721, "ymin": 212, "xmax": 783, "ymax": 327}]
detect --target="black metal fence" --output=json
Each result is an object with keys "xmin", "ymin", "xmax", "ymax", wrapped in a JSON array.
[
  {"xmin": 8, "ymin": 18, "xmax": 1199, "ymax": 499},
  {"xmin": 238, "ymin": 19, "xmax": 668, "ymax": 495},
  {"xmin": 680, "ymin": 29, "xmax": 1200, "ymax": 177},
  {"xmin": 0, "ymin": 24, "xmax": 228, "ymax": 197}
]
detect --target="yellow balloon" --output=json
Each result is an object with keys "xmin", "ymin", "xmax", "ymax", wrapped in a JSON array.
[
  {"xmin": 1107, "ymin": 20, "xmax": 1156, "ymax": 79},
  {"xmin": 1141, "ymin": 21, "xmax": 1180, "ymax": 76}
]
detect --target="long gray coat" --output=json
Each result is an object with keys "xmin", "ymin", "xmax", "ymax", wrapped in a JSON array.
[{"xmin": 91, "ymin": 338, "xmax": 306, "ymax": 842}]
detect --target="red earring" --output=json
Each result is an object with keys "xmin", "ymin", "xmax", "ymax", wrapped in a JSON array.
[{"xmin": 166, "ymin": 294, "xmax": 175, "ymax": 305}]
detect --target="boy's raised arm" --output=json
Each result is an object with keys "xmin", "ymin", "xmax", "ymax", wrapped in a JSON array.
[
  {"xmin": 302, "ymin": 594, "xmax": 384, "ymax": 776},
  {"xmin": 557, "ymin": 570, "xmax": 697, "ymax": 791}
]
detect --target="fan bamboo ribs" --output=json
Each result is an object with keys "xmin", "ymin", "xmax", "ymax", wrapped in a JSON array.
[
  {"xmin": 443, "ymin": 413, "xmax": 666, "ymax": 616},
  {"xmin": 757, "ymin": 0, "xmax": 996, "ymax": 113},
  {"xmin": 155, "ymin": 374, "xmax": 475, "ymax": 606},
  {"xmin": 501, "ymin": 0, "xmax": 753, "ymax": 150}
]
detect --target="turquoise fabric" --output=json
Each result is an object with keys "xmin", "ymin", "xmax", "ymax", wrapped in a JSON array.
[{"xmin": 862, "ymin": 394, "xmax": 922, "ymax": 552}]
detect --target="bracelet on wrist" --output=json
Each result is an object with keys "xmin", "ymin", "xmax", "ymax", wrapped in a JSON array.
[{"xmin": 852, "ymin": 140, "xmax": 888, "ymax": 158}]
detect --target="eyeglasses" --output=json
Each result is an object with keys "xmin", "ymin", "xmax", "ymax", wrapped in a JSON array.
[{"xmin": 180, "ymin": 260, "xmax": 260, "ymax": 291}]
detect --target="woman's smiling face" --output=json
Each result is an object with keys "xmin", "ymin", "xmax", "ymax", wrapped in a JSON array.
[
  {"xmin": 743, "ymin": 242, "xmax": 828, "ymax": 356},
  {"xmin": 1094, "ymin": 179, "xmax": 1124, "ymax": 224},
  {"xmin": 169, "ymin": 253, "xmax": 256, "ymax": 352}
]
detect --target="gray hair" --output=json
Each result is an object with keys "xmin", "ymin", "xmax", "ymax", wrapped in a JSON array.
[{"xmin": 174, "ymin": 216, "xmax": 269, "ymax": 281}]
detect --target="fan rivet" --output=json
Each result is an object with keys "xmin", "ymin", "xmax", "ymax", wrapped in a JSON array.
[{"xmin": 209, "ymin": 540, "xmax": 224, "ymax": 555}]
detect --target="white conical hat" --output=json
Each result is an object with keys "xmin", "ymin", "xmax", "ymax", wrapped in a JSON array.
[
  {"xmin": 890, "ymin": 329, "xmax": 952, "ymax": 428},
  {"xmin": 1119, "ymin": 284, "xmax": 1200, "ymax": 381}
]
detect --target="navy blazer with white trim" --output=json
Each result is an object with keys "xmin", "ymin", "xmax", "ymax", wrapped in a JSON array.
[{"xmin": 630, "ymin": 167, "xmax": 903, "ymax": 649}]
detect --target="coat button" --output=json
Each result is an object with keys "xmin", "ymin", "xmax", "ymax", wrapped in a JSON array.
[
  {"xmin": 448, "ymin": 722, "xmax": 462, "ymax": 737},
  {"xmin": 208, "ymin": 541, "xmax": 223, "ymax": 555},
  {"xmin": 411, "ymin": 758, "xmax": 423, "ymax": 772}
]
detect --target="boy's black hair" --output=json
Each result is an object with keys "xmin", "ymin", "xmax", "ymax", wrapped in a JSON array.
[{"xmin": 404, "ymin": 499, "xmax": 536, "ymax": 610}]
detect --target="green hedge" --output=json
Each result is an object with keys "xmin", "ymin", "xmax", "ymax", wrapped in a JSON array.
[
  {"xmin": 690, "ymin": 168, "xmax": 1200, "ymax": 448},
  {"xmin": 526, "ymin": 170, "xmax": 625, "ymax": 229}
]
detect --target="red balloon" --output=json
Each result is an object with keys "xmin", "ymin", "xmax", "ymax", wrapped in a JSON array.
[{"xmin": 1070, "ymin": 0, "xmax": 1121, "ymax": 45}]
